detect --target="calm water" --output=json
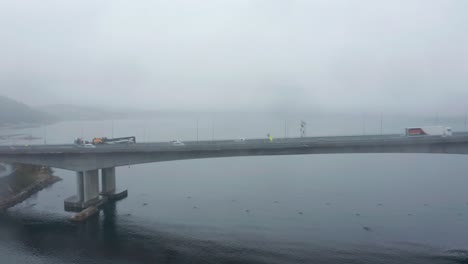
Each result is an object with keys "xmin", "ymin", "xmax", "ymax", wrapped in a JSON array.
[{"xmin": 1, "ymin": 113, "xmax": 468, "ymax": 263}]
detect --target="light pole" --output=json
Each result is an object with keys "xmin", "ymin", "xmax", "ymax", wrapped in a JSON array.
[
  {"xmin": 300, "ymin": 120, "xmax": 306, "ymax": 138},
  {"xmin": 211, "ymin": 117, "xmax": 214, "ymax": 142},
  {"xmin": 196, "ymin": 118, "xmax": 199, "ymax": 143},
  {"xmin": 43, "ymin": 125, "xmax": 47, "ymax": 144},
  {"xmin": 362, "ymin": 113, "xmax": 366, "ymax": 135},
  {"xmin": 380, "ymin": 112, "xmax": 383, "ymax": 135},
  {"xmin": 465, "ymin": 112, "xmax": 467, "ymax": 131},
  {"xmin": 284, "ymin": 120, "xmax": 287, "ymax": 139}
]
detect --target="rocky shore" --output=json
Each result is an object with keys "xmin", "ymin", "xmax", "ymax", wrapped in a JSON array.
[{"xmin": 0, "ymin": 172, "xmax": 62, "ymax": 212}]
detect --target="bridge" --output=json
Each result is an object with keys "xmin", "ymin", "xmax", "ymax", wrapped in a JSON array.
[{"xmin": 1, "ymin": 133, "xmax": 468, "ymax": 211}]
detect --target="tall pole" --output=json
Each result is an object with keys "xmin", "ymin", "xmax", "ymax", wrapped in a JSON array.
[
  {"xmin": 196, "ymin": 118, "xmax": 199, "ymax": 143},
  {"xmin": 43, "ymin": 125, "xmax": 47, "ymax": 145},
  {"xmin": 362, "ymin": 113, "xmax": 366, "ymax": 135},
  {"xmin": 380, "ymin": 112, "xmax": 383, "ymax": 135},
  {"xmin": 300, "ymin": 120, "xmax": 306, "ymax": 138},
  {"xmin": 465, "ymin": 112, "xmax": 467, "ymax": 131},
  {"xmin": 284, "ymin": 120, "xmax": 287, "ymax": 139},
  {"xmin": 300, "ymin": 121, "xmax": 303, "ymax": 138},
  {"xmin": 211, "ymin": 117, "xmax": 214, "ymax": 142},
  {"xmin": 112, "ymin": 120, "xmax": 114, "ymax": 138}
]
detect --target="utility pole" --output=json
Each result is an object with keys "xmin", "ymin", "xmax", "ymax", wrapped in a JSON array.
[
  {"xmin": 362, "ymin": 113, "xmax": 366, "ymax": 135},
  {"xmin": 284, "ymin": 120, "xmax": 287, "ymax": 139},
  {"xmin": 300, "ymin": 120, "xmax": 307, "ymax": 138},
  {"xmin": 196, "ymin": 118, "xmax": 199, "ymax": 143},
  {"xmin": 380, "ymin": 112, "xmax": 383, "ymax": 135},
  {"xmin": 211, "ymin": 117, "xmax": 214, "ymax": 142},
  {"xmin": 43, "ymin": 125, "xmax": 47, "ymax": 145},
  {"xmin": 465, "ymin": 112, "xmax": 467, "ymax": 131}
]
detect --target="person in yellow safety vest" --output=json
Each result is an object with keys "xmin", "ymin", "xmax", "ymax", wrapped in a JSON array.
[{"xmin": 267, "ymin": 134, "xmax": 273, "ymax": 142}]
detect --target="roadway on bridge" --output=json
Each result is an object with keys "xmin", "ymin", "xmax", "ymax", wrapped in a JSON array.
[{"xmin": 1, "ymin": 133, "xmax": 468, "ymax": 154}]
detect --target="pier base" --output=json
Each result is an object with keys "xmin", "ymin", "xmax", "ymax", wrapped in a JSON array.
[
  {"xmin": 100, "ymin": 167, "xmax": 127, "ymax": 201},
  {"xmin": 64, "ymin": 170, "xmax": 106, "ymax": 212},
  {"xmin": 64, "ymin": 195, "xmax": 106, "ymax": 212},
  {"xmin": 64, "ymin": 167, "xmax": 127, "ymax": 212},
  {"xmin": 100, "ymin": 189, "xmax": 128, "ymax": 201}
]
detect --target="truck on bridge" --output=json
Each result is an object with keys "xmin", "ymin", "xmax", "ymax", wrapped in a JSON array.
[
  {"xmin": 74, "ymin": 136, "xmax": 136, "ymax": 146},
  {"xmin": 405, "ymin": 126, "xmax": 452, "ymax": 137},
  {"xmin": 92, "ymin": 137, "xmax": 136, "ymax": 145}
]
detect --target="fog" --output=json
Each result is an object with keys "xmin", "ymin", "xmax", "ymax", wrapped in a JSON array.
[{"xmin": 0, "ymin": 0, "xmax": 467, "ymax": 113}]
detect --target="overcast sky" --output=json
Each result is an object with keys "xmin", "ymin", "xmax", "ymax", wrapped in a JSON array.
[{"xmin": 0, "ymin": 0, "xmax": 467, "ymax": 113}]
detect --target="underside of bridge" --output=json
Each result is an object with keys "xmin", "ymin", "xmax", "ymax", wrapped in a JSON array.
[{"xmin": 64, "ymin": 167, "xmax": 127, "ymax": 212}]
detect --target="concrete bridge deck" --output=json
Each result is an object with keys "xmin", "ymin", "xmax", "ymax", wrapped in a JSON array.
[
  {"xmin": 1, "ymin": 133, "xmax": 468, "ymax": 171},
  {"xmin": 2, "ymin": 133, "xmax": 468, "ymax": 212}
]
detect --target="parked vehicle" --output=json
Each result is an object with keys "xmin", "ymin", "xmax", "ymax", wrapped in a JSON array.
[
  {"xmin": 405, "ymin": 126, "xmax": 452, "ymax": 137},
  {"xmin": 169, "ymin": 140, "xmax": 185, "ymax": 146}
]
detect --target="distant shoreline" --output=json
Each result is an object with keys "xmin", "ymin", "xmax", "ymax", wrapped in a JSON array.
[
  {"xmin": 0, "ymin": 133, "xmax": 42, "ymax": 142},
  {"xmin": 0, "ymin": 122, "xmax": 52, "ymax": 130}
]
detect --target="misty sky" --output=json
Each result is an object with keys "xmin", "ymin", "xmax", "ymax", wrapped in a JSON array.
[{"xmin": 0, "ymin": 0, "xmax": 467, "ymax": 113}]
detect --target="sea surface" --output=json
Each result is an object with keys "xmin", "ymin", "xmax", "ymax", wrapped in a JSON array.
[{"xmin": 1, "ymin": 113, "xmax": 468, "ymax": 263}]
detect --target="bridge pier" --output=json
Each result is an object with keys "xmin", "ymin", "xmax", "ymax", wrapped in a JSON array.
[
  {"xmin": 100, "ymin": 167, "xmax": 127, "ymax": 201},
  {"xmin": 101, "ymin": 167, "xmax": 116, "ymax": 194},
  {"xmin": 83, "ymin": 169, "xmax": 100, "ymax": 203},
  {"xmin": 64, "ymin": 169, "xmax": 107, "ymax": 212},
  {"xmin": 76, "ymin": 171, "xmax": 84, "ymax": 201}
]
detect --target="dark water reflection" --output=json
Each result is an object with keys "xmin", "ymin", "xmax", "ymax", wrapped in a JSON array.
[{"xmin": 1, "ymin": 202, "xmax": 467, "ymax": 264}]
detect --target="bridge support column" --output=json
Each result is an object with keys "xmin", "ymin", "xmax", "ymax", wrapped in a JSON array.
[
  {"xmin": 100, "ymin": 167, "xmax": 128, "ymax": 201},
  {"xmin": 64, "ymin": 170, "xmax": 107, "ymax": 212},
  {"xmin": 101, "ymin": 167, "xmax": 115, "ymax": 194},
  {"xmin": 83, "ymin": 169, "xmax": 100, "ymax": 203},
  {"xmin": 76, "ymin": 171, "xmax": 84, "ymax": 202}
]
